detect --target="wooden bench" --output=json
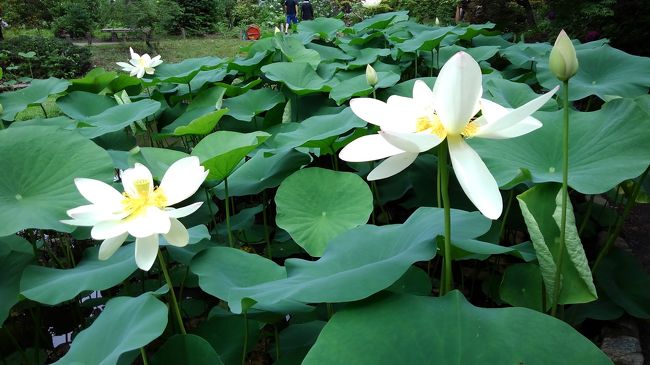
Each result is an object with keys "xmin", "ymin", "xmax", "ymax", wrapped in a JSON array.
[{"xmin": 101, "ymin": 28, "xmax": 135, "ymax": 42}]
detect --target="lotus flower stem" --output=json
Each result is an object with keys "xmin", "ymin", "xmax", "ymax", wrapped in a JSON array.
[
  {"xmin": 39, "ymin": 104, "xmax": 48, "ymax": 118},
  {"xmin": 578, "ymin": 195, "xmax": 595, "ymax": 236},
  {"xmin": 438, "ymin": 140, "xmax": 453, "ymax": 295},
  {"xmin": 262, "ymin": 190, "xmax": 272, "ymax": 258},
  {"xmin": 140, "ymin": 348, "xmax": 150, "ymax": 365},
  {"xmin": 498, "ymin": 189, "xmax": 515, "ymax": 242},
  {"xmin": 274, "ymin": 325, "xmax": 281, "ymax": 360},
  {"xmin": 224, "ymin": 177, "xmax": 234, "ymax": 247},
  {"xmin": 157, "ymin": 250, "xmax": 187, "ymax": 334},
  {"xmin": 551, "ymin": 80, "xmax": 570, "ymax": 317},
  {"xmin": 204, "ymin": 188, "xmax": 219, "ymax": 231},
  {"xmin": 592, "ymin": 167, "xmax": 648, "ymax": 272},
  {"xmin": 242, "ymin": 312, "xmax": 249, "ymax": 365}
]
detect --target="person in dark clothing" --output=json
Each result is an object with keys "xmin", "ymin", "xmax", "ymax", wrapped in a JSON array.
[
  {"xmin": 301, "ymin": 0, "xmax": 314, "ymax": 21},
  {"xmin": 284, "ymin": 0, "xmax": 299, "ymax": 32}
]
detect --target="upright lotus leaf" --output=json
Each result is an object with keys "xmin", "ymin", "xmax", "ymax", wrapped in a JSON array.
[
  {"xmin": 595, "ymin": 249, "xmax": 650, "ymax": 318},
  {"xmin": 192, "ymin": 130, "xmax": 270, "ymax": 182},
  {"xmin": 305, "ymin": 43, "xmax": 354, "ymax": 63},
  {"xmin": 213, "ymin": 149, "xmax": 311, "ymax": 199},
  {"xmin": 161, "ymin": 86, "xmax": 227, "ymax": 135},
  {"xmin": 0, "ymin": 77, "xmax": 70, "ymax": 121},
  {"xmin": 297, "ymin": 17, "xmax": 346, "ymax": 41},
  {"xmin": 192, "ymin": 208, "xmax": 489, "ymax": 314},
  {"xmin": 222, "ymin": 88, "xmax": 285, "ymax": 121},
  {"xmin": 396, "ymin": 27, "xmax": 453, "ymax": 53},
  {"xmin": 263, "ymin": 107, "xmax": 365, "ymax": 151},
  {"xmin": 303, "ymin": 292, "xmax": 611, "ymax": 365},
  {"xmin": 53, "ymin": 293, "xmax": 168, "ymax": 365},
  {"xmin": 189, "ymin": 67, "xmax": 231, "ymax": 90},
  {"xmin": 517, "ymin": 183, "xmax": 597, "ymax": 306},
  {"xmin": 352, "ymin": 11, "xmax": 409, "ymax": 32},
  {"xmin": 329, "ymin": 71, "xmax": 401, "ymax": 105},
  {"xmin": 274, "ymin": 34, "xmax": 321, "ymax": 69},
  {"xmin": 20, "ymin": 246, "xmax": 137, "ymax": 305},
  {"xmin": 470, "ymin": 99, "xmax": 650, "ymax": 193},
  {"xmin": 69, "ymin": 67, "xmax": 118, "ymax": 93},
  {"xmin": 261, "ymin": 62, "xmax": 334, "ymax": 95},
  {"xmin": 150, "ymin": 335, "xmax": 224, "ymax": 365},
  {"xmin": 484, "ymin": 77, "xmax": 558, "ymax": 110},
  {"xmin": 0, "ymin": 126, "xmax": 114, "ymax": 235},
  {"xmin": 275, "ymin": 168, "xmax": 373, "ymax": 256},
  {"xmin": 537, "ymin": 45, "xmax": 650, "ymax": 101},
  {"xmin": 228, "ymin": 51, "xmax": 269, "ymax": 75},
  {"xmin": 0, "ymin": 235, "xmax": 34, "ymax": 324},
  {"xmin": 152, "ymin": 56, "xmax": 224, "ymax": 84}
]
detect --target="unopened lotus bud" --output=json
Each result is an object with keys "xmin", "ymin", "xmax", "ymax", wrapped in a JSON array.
[
  {"xmin": 435, "ymin": 17, "xmax": 440, "ymax": 26},
  {"xmin": 274, "ymin": 27, "xmax": 281, "ymax": 34},
  {"xmin": 549, "ymin": 30, "xmax": 578, "ymax": 81},
  {"xmin": 366, "ymin": 64, "xmax": 378, "ymax": 87}
]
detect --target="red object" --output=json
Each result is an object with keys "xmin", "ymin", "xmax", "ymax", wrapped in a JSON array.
[{"xmin": 246, "ymin": 25, "xmax": 261, "ymax": 40}]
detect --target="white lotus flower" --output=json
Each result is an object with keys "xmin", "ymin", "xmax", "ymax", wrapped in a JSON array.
[
  {"xmin": 339, "ymin": 51, "xmax": 558, "ymax": 219},
  {"xmin": 62, "ymin": 157, "xmax": 208, "ymax": 270},
  {"xmin": 361, "ymin": 0, "xmax": 381, "ymax": 8},
  {"xmin": 116, "ymin": 47, "xmax": 163, "ymax": 79}
]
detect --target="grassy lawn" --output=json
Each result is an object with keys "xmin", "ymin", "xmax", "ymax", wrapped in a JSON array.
[{"xmin": 88, "ymin": 35, "xmax": 250, "ymax": 71}]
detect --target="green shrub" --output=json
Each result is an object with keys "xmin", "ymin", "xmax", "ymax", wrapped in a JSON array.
[
  {"xmin": 174, "ymin": 0, "xmax": 222, "ymax": 35},
  {"xmin": 51, "ymin": 0, "xmax": 98, "ymax": 38},
  {"xmin": 0, "ymin": 36, "xmax": 92, "ymax": 79},
  {"xmin": 97, "ymin": 0, "xmax": 182, "ymax": 37}
]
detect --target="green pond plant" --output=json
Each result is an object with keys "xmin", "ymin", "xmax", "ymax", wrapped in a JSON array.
[{"xmin": 1, "ymin": 11, "xmax": 649, "ymax": 365}]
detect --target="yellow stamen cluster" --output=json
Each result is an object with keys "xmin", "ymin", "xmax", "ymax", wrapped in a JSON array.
[
  {"xmin": 461, "ymin": 122, "xmax": 479, "ymax": 138},
  {"xmin": 121, "ymin": 179, "xmax": 167, "ymax": 220},
  {"xmin": 415, "ymin": 115, "xmax": 447, "ymax": 139}
]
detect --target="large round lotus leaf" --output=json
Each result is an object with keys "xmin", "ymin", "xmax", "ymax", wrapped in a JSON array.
[
  {"xmin": 0, "ymin": 77, "xmax": 69, "ymax": 121},
  {"xmin": 275, "ymin": 168, "xmax": 373, "ymax": 256},
  {"xmin": 303, "ymin": 291, "xmax": 611, "ymax": 364},
  {"xmin": 274, "ymin": 34, "xmax": 321, "ymax": 69},
  {"xmin": 306, "ymin": 43, "xmax": 353, "ymax": 62},
  {"xmin": 537, "ymin": 45, "xmax": 650, "ymax": 101},
  {"xmin": 53, "ymin": 293, "xmax": 168, "ymax": 365},
  {"xmin": 298, "ymin": 18, "xmax": 346, "ymax": 42},
  {"xmin": 0, "ymin": 126, "xmax": 114, "ymax": 236},
  {"xmin": 469, "ymin": 98, "xmax": 650, "ymax": 193},
  {"xmin": 352, "ymin": 11, "xmax": 409, "ymax": 32},
  {"xmin": 150, "ymin": 335, "xmax": 224, "ymax": 365},
  {"xmin": 192, "ymin": 208, "xmax": 489, "ymax": 314},
  {"xmin": 396, "ymin": 27, "xmax": 453, "ymax": 52},
  {"xmin": 228, "ymin": 51, "xmax": 269, "ymax": 75},
  {"xmin": 261, "ymin": 62, "xmax": 333, "ymax": 95},
  {"xmin": 20, "ymin": 245, "xmax": 137, "ymax": 305}
]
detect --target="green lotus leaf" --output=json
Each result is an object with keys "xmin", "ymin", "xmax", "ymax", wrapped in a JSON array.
[
  {"xmin": 0, "ymin": 77, "xmax": 70, "ymax": 121},
  {"xmin": 517, "ymin": 183, "xmax": 597, "ymax": 306},
  {"xmin": 436, "ymin": 44, "xmax": 500, "ymax": 66},
  {"xmin": 275, "ymin": 168, "xmax": 373, "ymax": 256},
  {"xmin": 213, "ymin": 149, "xmax": 310, "ymax": 199},
  {"xmin": 222, "ymin": 88, "xmax": 285, "ymax": 121},
  {"xmin": 56, "ymin": 91, "xmax": 116, "ymax": 119},
  {"xmin": 537, "ymin": 45, "xmax": 650, "ymax": 101},
  {"xmin": 0, "ymin": 235, "xmax": 34, "ymax": 324},
  {"xmin": 152, "ymin": 56, "xmax": 224, "ymax": 84},
  {"xmin": 303, "ymin": 291, "xmax": 611, "ymax": 364},
  {"xmin": 484, "ymin": 77, "xmax": 558, "ymax": 110},
  {"xmin": 470, "ymin": 99, "xmax": 650, "ymax": 193},
  {"xmin": 274, "ymin": 34, "xmax": 321, "ymax": 69},
  {"xmin": 351, "ymin": 11, "xmax": 409, "ymax": 32},
  {"xmin": 381, "ymin": 77, "xmax": 436, "ymax": 98},
  {"xmin": 161, "ymin": 86, "xmax": 227, "ymax": 135},
  {"xmin": 189, "ymin": 67, "xmax": 231, "ymax": 90},
  {"xmin": 192, "ymin": 130, "xmax": 270, "ymax": 182},
  {"xmin": 396, "ymin": 27, "xmax": 453, "ymax": 52},
  {"xmin": 192, "ymin": 208, "xmax": 489, "ymax": 314},
  {"xmin": 150, "ymin": 335, "xmax": 224, "ymax": 365},
  {"xmin": 329, "ymin": 71, "xmax": 401, "ymax": 105},
  {"xmin": 228, "ymin": 51, "xmax": 269, "ymax": 75},
  {"xmin": 297, "ymin": 17, "xmax": 346, "ymax": 41},
  {"xmin": 20, "ymin": 245, "xmax": 137, "ymax": 305},
  {"xmin": 500, "ymin": 42, "xmax": 550, "ymax": 68},
  {"xmin": 499, "ymin": 262, "xmax": 546, "ymax": 312},
  {"xmin": 306, "ymin": 43, "xmax": 354, "ymax": 62},
  {"xmin": 595, "ymin": 248, "xmax": 650, "ymax": 319},
  {"xmin": 53, "ymin": 293, "xmax": 168, "ymax": 365},
  {"xmin": 125, "ymin": 147, "xmax": 190, "ymax": 180},
  {"xmin": 0, "ymin": 126, "xmax": 114, "ymax": 236},
  {"xmin": 340, "ymin": 46, "xmax": 391, "ymax": 68},
  {"xmin": 193, "ymin": 315, "xmax": 261, "ymax": 365},
  {"xmin": 261, "ymin": 62, "xmax": 334, "ymax": 95},
  {"xmin": 69, "ymin": 68, "xmax": 118, "ymax": 93}
]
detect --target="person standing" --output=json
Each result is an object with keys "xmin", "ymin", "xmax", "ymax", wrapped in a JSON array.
[
  {"xmin": 284, "ymin": 0, "xmax": 299, "ymax": 32},
  {"xmin": 301, "ymin": 0, "xmax": 314, "ymax": 21}
]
